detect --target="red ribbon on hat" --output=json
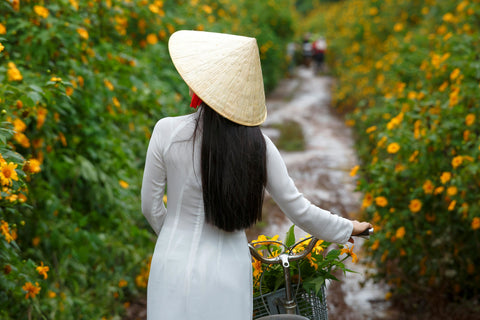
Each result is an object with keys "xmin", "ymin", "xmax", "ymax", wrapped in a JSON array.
[{"xmin": 190, "ymin": 93, "xmax": 202, "ymax": 109}]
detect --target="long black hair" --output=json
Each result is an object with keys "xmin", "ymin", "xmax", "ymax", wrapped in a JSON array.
[{"xmin": 193, "ymin": 104, "xmax": 267, "ymax": 232}]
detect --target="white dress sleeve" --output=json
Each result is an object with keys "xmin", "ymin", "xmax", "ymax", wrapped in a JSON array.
[
  {"xmin": 141, "ymin": 119, "xmax": 168, "ymax": 235},
  {"xmin": 264, "ymin": 135, "xmax": 353, "ymax": 244}
]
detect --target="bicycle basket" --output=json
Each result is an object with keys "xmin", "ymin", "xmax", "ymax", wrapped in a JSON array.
[{"xmin": 253, "ymin": 284, "xmax": 327, "ymax": 320}]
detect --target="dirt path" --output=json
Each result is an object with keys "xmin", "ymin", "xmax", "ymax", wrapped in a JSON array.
[{"xmin": 248, "ymin": 66, "xmax": 392, "ymax": 319}]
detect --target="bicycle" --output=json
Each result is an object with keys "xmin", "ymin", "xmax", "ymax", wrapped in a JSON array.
[{"xmin": 249, "ymin": 228, "xmax": 373, "ymax": 320}]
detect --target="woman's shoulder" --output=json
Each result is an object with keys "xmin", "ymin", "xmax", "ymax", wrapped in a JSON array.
[{"xmin": 153, "ymin": 113, "xmax": 196, "ymax": 131}]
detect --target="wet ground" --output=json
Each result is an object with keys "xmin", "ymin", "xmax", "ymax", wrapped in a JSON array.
[{"xmin": 247, "ymin": 66, "xmax": 393, "ymax": 320}]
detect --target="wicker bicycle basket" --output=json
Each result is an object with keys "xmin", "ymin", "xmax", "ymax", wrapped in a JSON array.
[{"xmin": 252, "ymin": 284, "xmax": 328, "ymax": 320}]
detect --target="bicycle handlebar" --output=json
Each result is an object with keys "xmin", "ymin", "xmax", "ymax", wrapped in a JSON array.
[
  {"xmin": 249, "ymin": 228, "xmax": 374, "ymax": 265},
  {"xmin": 248, "ymin": 237, "xmax": 319, "ymax": 266}
]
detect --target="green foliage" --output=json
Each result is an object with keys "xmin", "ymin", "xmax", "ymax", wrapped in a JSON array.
[
  {"xmin": 305, "ymin": 0, "xmax": 480, "ymax": 311},
  {"xmin": 0, "ymin": 0, "xmax": 297, "ymax": 318},
  {"xmin": 271, "ymin": 120, "xmax": 306, "ymax": 151}
]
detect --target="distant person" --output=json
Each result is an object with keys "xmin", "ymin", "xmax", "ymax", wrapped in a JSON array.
[
  {"xmin": 141, "ymin": 30, "xmax": 372, "ymax": 320},
  {"xmin": 302, "ymin": 33, "xmax": 313, "ymax": 67},
  {"xmin": 313, "ymin": 36, "xmax": 327, "ymax": 73}
]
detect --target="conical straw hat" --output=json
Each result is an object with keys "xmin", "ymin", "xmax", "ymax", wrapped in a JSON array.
[{"xmin": 168, "ymin": 30, "xmax": 267, "ymax": 126}]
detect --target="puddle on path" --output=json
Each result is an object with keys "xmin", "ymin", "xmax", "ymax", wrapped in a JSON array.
[{"xmin": 247, "ymin": 66, "xmax": 392, "ymax": 320}]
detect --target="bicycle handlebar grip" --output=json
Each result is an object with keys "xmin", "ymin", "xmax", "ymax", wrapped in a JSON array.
[{"xmin": 357, "ymin": 227, "xmax": 374, "ymax": 239}]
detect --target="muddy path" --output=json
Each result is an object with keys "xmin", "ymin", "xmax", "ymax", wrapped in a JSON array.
[{"xmin": 247, "ymin": 66, "xmax": 392, "ymax": 320}]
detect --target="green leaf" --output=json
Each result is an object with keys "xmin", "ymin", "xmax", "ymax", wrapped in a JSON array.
[
  {"xmin": 285, "ymin": 224, "xmax": 296, "ymax": 247},
  {"xmin": 326, "ymin": 249, "xmax": 341, "ymax": 260}
]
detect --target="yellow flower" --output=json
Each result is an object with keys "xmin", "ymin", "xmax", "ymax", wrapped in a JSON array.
[
  {"xmin": 77, "ymin": 28, "xmax": 89, "ymax": 40},
  {"xmin": 450, "ymin": 68, "xmax": 461, "ymax": 81},
  {"xmin": 386, "ymin": 112, "xmax": 403, "ymax": 130},
  {"xmin": 48, "ymin": 291, "xmax": 57, "ymax": 298},
  {"xmin": 118, "ymin": 279, "xmax": 128, "ymax": 288},
  {"xmin": 366, "ymin": 126, "xmax": 377, "ymax": 133},
  {"xmin": 252, "ymin": 258, "xmax": 262, "ymax": 278},
  {"xmin": 149, "ymin": 4, "xmax": 160, "ymax": 13},
  {"xmin": 58, "ymin": 132, "xmax": 67, "ymax": 146},
  {"xmin": 340, "ymin": 245, "xmax": 358, "ymax": 263},
  {"xmin": 431, "ymin": 52, "xmax": 450, "ymax": 69},
  {"xmin": 66, "ymin": 86, "xmax": 74, "ymax": 96},
  {"xmin": 371, "ymin": 239, "xmax": 380, "ymax": 251},
  {"xmin": 1, "ymin": 220, "xmax": 14, "ymax": 243},
  {"xmin": 24, "ymin": 159, "xmax": 42, "ymax": 174},
  {"xmin": 472, "ymin": 217, "xmax": 480, "ymax": 230},
  {"xmin": 434, "ymin": 186, "xmax": 444, "ymax": 195},
  {"xmin": 147, "ymin": 33, "xmax": 158, "ymax": 45},
  {"xmin": 448, "ymin": 200, "xmax": 456, "ymax": 211},
  {"xmin": 439, "ymin": 81, "xmax": 448, "ymax": 92},
  {"xmin": 0, "ymin": 42, "xmax": 4, "ymax": 52},
  {"xmin": 442, "ymin": 12, "xmax": 455, "ymax": 23},
  {"xmin": 32, "ymin": 237, "xmax": 41, "ymax": 246},
  {"xmin": 465, "ymin": 114, "xmax": 475, "ymax": 126},
  {"xmin": 36, "ymin": 262, "xmax": 50, "ymax": 279},
  {"xmin": 457, "ymin": 1, "xmax": 468, "ymax": 12},
  {"xmin": 104, "ymin": 79, "xmax": 115, "ymax": 91},
  {"xmin": 69, "ymin": 0, "xmax": 79, "ymax": 10},
  {"xmin": 362, "ymin": 193, "xmax": 373, "ymax": 208},
  {"xmin": 423, "ymin": 180, "xmax": 434, "ymax": 194},
  {"xmin": 14, "ymin": 132, "xmax": 30, "ymax": 148},
  {"xmin": 119, "ymin": 180, "xmax": 129, "ymax": 189},
  {"xmin": 13, "ymin": 118, "xmax": 27, "ymax": 133},
  {"xmin": 409, "ymin": 199, "xmax": 422, "ymax": 213},
  {"xmin": 375, "ymin": 196, "xmax": 388, "ymax": 207},
  {"xmin": 0, "ymin": 162, "xmax": 19, "ymax": 186},
  {"xmin": 50, "ymin": 77, "xmax": 62, "ymax": 82},
  {"xmin": 34, "ymin": 5, "xmax": 49, "ymax": 19},
  {"xmin": 440, "ymin": 172, "xmax": 451, "ymax": 184},
  {"xmin": 451, "ymin": 156, "xmax": 463, "ymax": 169},
  {"xmin": 7, "ymin": 62, "xmax": 23, "ymax": 82},
  {"xmin": 0, "ymin": 22, "xmax": 6, "ymax": 34},
  {"xmin": 312, "ymin": 240, "xmax": 325, "ymax": 255},
  {"xmin": 202, "ymin": 5, "xmax": 213, "ymax": 14},
  {"xmin": 349, "ymin": 165, "xmax": 359, "ymax": 177},
  {"xmin": 409, "ymin": 150, "xmax": 419, "ymax": 162},
  {"xmin": 447, "ymin": 186, "xmax": 458, "ymax": 196},
  {"xmin": 22, "ymin": 282, "xmax": 41, "ymax": 299},
  {"xmin": 112, "ymin": 97, "xmax": 121, "ymax": 108},
  {"xmin": 387, "ymin": 142, "xmax": 400, "ymax": 154},
  {"xmin": 449, "ymin": 87, "xmax": 460, "ymax": 107},
  {"xmin": 37, "ymin": 107, "xmax": 48, "ymax": 129},
  {"xmin": 393, "ymin": 23, "xmax": 403, "ymax": 32},
  {"xmin": 369, "ymin": 7, "xmax": 378, "ymax": 15},
  {"xmin": 395, "ymin": 226, "xmax": 405, "ymax": 239},
  {"xmin": 377, "ymin": 136, "xmax": 387, "ymax": 148}
]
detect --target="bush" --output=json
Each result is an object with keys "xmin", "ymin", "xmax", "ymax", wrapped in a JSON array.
[
  {"xmin": 0, "ymin": 0, "xmax": 297, "ymax": 318},
  {"xmin": 303, "ymin": 0, "xmax": 480, "ymax": 313}
]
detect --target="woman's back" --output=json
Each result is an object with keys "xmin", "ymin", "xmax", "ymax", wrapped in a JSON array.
[{"xmin": 142, "ymin": 113, "xmax": 253, "ymax": 319}]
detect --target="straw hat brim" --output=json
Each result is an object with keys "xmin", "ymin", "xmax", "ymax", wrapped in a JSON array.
[{"xmin": 168, "ymin": 30, "xmax": 267, "ymax": 126}]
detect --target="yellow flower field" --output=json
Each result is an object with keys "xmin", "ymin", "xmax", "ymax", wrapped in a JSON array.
[
  {"xmin": 0, "ymin": 0, "xmax": 296, "ymax": 318},
  {"xmin": 302, "ymin": 0, "xmax": 480, "ymax": 314}
]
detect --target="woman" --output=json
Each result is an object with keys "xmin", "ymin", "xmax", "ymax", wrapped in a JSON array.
[{"xmin": 141, "ymin": 30, "xmax": 371, "ymax": 320}]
